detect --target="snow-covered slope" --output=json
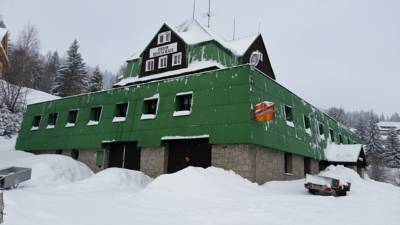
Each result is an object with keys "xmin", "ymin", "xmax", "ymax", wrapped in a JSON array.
[{"xmin": 26, "ymin": 87, "xmax": 60, "ymax": 105}]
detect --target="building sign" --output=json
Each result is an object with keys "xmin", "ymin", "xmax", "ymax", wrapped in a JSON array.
[
  {"xmin": 253, "ymin": 101, "xmax": 275, "ymax": 123},
  {"xmin": 149, "ymin": 42, "xmax": 178, "ymax": 58}
]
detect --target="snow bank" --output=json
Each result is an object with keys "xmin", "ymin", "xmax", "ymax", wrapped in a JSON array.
[
  {"xmin": 319, "ymin": 165, "xmax": 362, "ymax": 184},
  {"xmin": 0, "ymin": 135, "xmax": 17, "ymax": 152},
  {"xmin": 0, "ymin": 153, "xmax": 93, "ymax": 187},
  {"xmin": 69, "ymin": 168, "xmax": 152, "ymax": 190},
  {"xmin": 145, "ymin": 167, "xmax": 261, "ymax": 197}
]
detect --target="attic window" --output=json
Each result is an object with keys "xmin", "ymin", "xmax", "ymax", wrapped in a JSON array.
[
  {"xmin": 141, "ymin": 94, "xmax": 159, "ymax": 120},
  {"xmin": 113, "ymin": 103, "xmax": 128, "ymax": 122},
  {"xmin": 158, "ymin": 56, "xmax": 167, "ymax": 69},
  {"xmin": 173, "ymin": 92, "xmax": 193, "ymax": 117},
  {"xmin": 145, "ymin": 59, "xmax": 154, "ymax": 71},
  {"xmin": 66, "ymin": 110, "xmax": 79, "ymax": 127},
  {"xmin": 88, "ymin": 106, "xmax": 102, "ymax": 125},
  {"xmin": 47, "ymin": 113, "xmax": 58, "ymax": 129},
  {"xmin": 157, "ymin": 31, "xmax": 171, "ymax": 45},
  {"xmin": 172, "ymin": 52, "xmax": 182, "ymax": 66},
  {"xmin": 31, "ymin": 115, "xmax": 42, "ymax": 130}
]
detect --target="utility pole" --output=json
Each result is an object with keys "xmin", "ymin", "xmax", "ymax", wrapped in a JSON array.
[
  {"xmin": 192, "ymin": 0, "xmax": 196, "ymax": 19},
  {"xmin": 232, "ymin": 17, "xmax": 236, "ymax": 40}
]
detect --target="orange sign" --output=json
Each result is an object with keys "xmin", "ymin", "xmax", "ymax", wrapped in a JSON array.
[{"xmin": 253, "ymin": 102, "xmax": 275, "ymax": 123}]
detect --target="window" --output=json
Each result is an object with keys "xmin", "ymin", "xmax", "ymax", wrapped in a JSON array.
[
  {"xmin": 47, "ymin": 112, "xmax": 58, "ymax": 128},
  {"xmin": 145, "ymin": 59, "xmax": 154, "ymax": 71},
  {"xmin": 31, "ymin": 115, "xmax": 42, "ymax": 130},
  {"xmin": 158, "ymin": 56, "xmax": 167, "ymax": 69},
  {"xmin": 172, "ymin": 52, "xmax": 182, "ymax": 66},
  {"xmin": 339, "ymin": 134, "xmax": 343, "ymax": 144},
  {"xmin": 66, "ymin": 110, "xmax": 79, "ymax": 126},
  {"xmin": 173, "ymin": 92, "xmax": 193, "ymax": 116},
  {"xmin": 284, "ymin": 152, "xmax": 293, "ymax": 174},
  {"xmin": 318, "ymin": 123, "xmax": 324, "ymax": 135},
  {"xmin": 303, "ymin": 115, "xmax": 311, "ymax": 134},
  {"xmin": 283, "ymin": 105, "xmax": 293, "ymax": 122},
  {"xmin": 347, "ymin": 138, "xmax": 351, "ymax": 144},
  {"xmin": 141, "ymin": 95, "xmax": 159, "ymax": 120},
  {"xmin": 113, "ymin": 103, "xmax": 128, "ymax": 122},
  {"xmin": 88, "ymin": 106, "xmax": 102, "ymax": 125},
  {"xmin": 157, "ymin": 31, "xmax": 171, "ymax": 44},
  {"xmin": 329, "ymin": 129, "xmax": 335, "ymax": 142}
]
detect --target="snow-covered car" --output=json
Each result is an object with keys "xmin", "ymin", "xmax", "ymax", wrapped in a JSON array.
[{"xmin": 304, "ymin": 174, "xmax": 350, "ymax": 196}]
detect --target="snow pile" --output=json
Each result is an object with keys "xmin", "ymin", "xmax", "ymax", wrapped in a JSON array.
[
  {"xmin": 0, "ymin": 153, "xmax": 93, "ymax": 187},
  {"xmin": 145, "ymin": 167, "xmax": 261, "ymax": 197},
  {"xmin": 0, "ymin": 135, "xmax": 17, "ymax": 152},
  {"xmin": 319, "ymin": 165, "xmax": 362, "ymax": 184},
  {"xmin": 324, "ymin": 142, "xmax": 362, "ymax": 162},
  {"xmin": 69, "ymin": 168, "xmax": 152, "ymax": 190}
]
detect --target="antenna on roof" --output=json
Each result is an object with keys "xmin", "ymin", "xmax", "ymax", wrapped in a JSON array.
[
  {"xmin": 232, "ymin": 17, "xmax": 236, "ymax": 40},
  {"xmin": 192, "ymin": 0, "xmax": 196, "ymax": 19},
  {"xmin": 207, "ymin": 0, "xmax": 211, "ymax": 28},
  {"xmin": 257, "ymin": 21, "xmax": 261, "ymax": 34}
]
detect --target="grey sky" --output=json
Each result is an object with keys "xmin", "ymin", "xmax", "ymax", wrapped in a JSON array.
[{"xmin": 1, "ymin": 0, "xmax": 399, "ymax": 116}]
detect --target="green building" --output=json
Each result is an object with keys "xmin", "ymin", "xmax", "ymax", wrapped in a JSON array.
[{"xmin": 16, "ymin": 19, "xmax": 366, "ymax": 183}]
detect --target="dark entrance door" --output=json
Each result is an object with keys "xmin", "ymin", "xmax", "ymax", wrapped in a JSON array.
[
  {"xmin": 304, "ymin": 157, "xmax": 311, "ymax": 176},
  {"xmin": 167, "ymin": 138, "xmax": 211, "ymax": 173},
  {"xmin": 108, "ymin": 142, "xmax": 140, "ymax": 170}
]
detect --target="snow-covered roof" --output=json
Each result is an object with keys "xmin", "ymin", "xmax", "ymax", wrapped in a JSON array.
[
  {"xmin": 377, "ymin": 122, "xmax": 400, "ymax": 130},
  {"xmin": 129, "ymin": 19, "xmax": 259, "ymax": 60},
  {"xmin": 115, "ymin": 60, "xmax": 225, "ymax": 86},
  {"xmin": 324, "ymin": 142, "xmax": 363, "ymax": 163}
]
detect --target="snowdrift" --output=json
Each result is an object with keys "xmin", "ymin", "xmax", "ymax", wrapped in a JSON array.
[
  {"xmin": 0, "ymin": 152, "xmax": 93, "ymax": 187},
  {"xmin": 319, "ymin": 165, "xmax": 362, "ymax": 184},
  {"xmin": 145, "ymin": 166, "xmax": 262, "ymax": 197},
  {"xmin": 68, "ymin": 167, "xmax": 152, "ymax": 190}
]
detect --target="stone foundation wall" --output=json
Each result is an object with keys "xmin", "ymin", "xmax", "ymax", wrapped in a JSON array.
[
  {"xmin": 140, "ymin": 147, "xmax": 168, "ymax": 178},
  {"xmin": 212, "ymin": 144, "xmax": 306, "ymax": 184}
]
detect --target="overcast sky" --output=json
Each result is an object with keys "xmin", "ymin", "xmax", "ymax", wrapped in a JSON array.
[{"xmin": 1, "ymin": 0, "xmax": 399, "ymax": 116}]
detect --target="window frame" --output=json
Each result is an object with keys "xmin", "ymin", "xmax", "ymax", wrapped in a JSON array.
[
  {"xmin": 145, "ymin": 59, "xmax": 155, "ymax": 72},
  {"xmin": 329, "ymin": 128, "xmax": 335, "ymax": 142},
  {"xmin": 173, "ymin": 91, "xmax": 193, "ymax": 117},
  {"xmin": 31, "ymin": 115, "xmax": 42, "ymax": 130},
  {"xmin": 158, "ymin": 55, "xmax": 168, "ymax": 69},
  {"xmin": 303, "ymin": 115, "xmax": 311, "ymax": 135},
  {"xmin": 46, "ymin": 112, "xmax": 58, "ymax": 129},
  {"xmin": 66, "ymin": 109, "xmax": 79, "ymax": 127},
  {"xmin": 157, "ymin": 31, "xmax": 171, "ymax": 45},
  {"xmin": 172, "ymin": 52, "xmax": 182, "ymax": 66},
  {"xmin": 141, "ymin": 94, "xmax": 159, "ymax": 120},
  {"xmin": 87, "ymin": 106, "xmax": 103, "ymax": 126},
  {"xmin": 112, "ymin": 102, "xmax": 129, "ymax": 123}
]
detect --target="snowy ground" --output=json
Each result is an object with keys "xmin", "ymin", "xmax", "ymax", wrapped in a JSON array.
[{"xmin": 1, "ymin": 139, "xmax": 399, "ymax": 225}]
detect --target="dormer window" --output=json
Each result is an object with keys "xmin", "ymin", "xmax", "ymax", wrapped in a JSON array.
[
  {"xmin": 172, "ymin": 52, "xmax": 182, "ymax": 66},
  {"xmin": 157, "ymin": 31, "xmax": 171, "ymax": 45},
  {"xmin": 145, "ymin": 59, "xmax": 154, "ymax": 71},
  {"xmin": 158, "ymin": 56, "xmax": 168, "ymax": 69}
]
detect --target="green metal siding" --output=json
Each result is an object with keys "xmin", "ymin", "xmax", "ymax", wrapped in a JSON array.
[
  {"xmin": 187, "ymin": 41, "xmax": 239, "ymax": 67},
  {"xmin": 124, "ymin": 58, "xmax": 141, "ymax": 79},
  {"xmin": 16, "ymin": 65, "xmax": 361, "ymax": 161}
]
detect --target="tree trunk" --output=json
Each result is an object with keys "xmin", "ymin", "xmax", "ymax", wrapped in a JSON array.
[{"xmin": 0, "ymin": 192, "xmax": 3, "ymax": 224}]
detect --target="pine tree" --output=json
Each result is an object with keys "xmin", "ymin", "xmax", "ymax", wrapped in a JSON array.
[
  {"xmin": 365, "ymin": 121, "xmax": 384, "ymax": 163},
  {"xmin": 389, "ymin": 113, "xmax": 400, "ymax": 122},
  {"xmin": 326, "ymin": 107, "xmax": 348, "ymax": 126},
  {"xmin": 88, "ymin": 66, "xmax": 103, "ymax": 92},
  {"xmin": 52, "ymin": 40, "xmax": 88, "ymax": 97},
  {"xmin": 355, "ymin": 117, "xmax": 367, "ymax": 144},
  {"xmin": 384, "ymin": 129, "xmax": 400, "ymax": 168},
  {"xmin": 0, "ymin": 15, "xmax": 6, "ymax": 28}
]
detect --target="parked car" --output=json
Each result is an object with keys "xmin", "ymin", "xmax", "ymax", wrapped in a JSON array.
[{"xmin": 304, "ymin": 174, "xmax": 350, "ymax": 196}]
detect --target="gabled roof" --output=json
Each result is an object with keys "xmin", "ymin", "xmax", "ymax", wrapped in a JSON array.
[{"xmin": 128, "ymin": 19, "xmax": 259, "ymax": 60}]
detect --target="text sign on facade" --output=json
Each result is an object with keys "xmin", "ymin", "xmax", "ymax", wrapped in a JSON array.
[
  {"xmin": 253, "ymin": 101, "xmax": 275, "ymax": 123},
  {"xmin": 150, "ymin": 42, "xmax": 178, "ymax": 58}
]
